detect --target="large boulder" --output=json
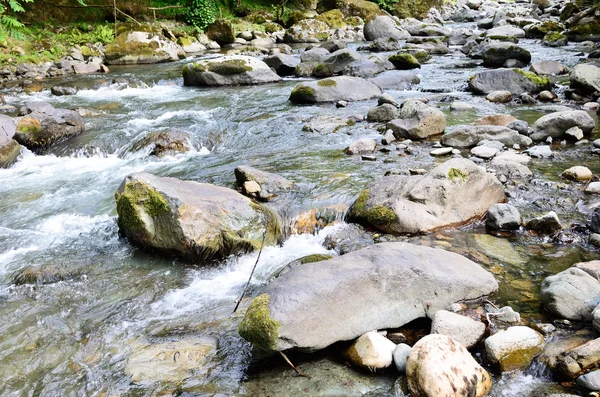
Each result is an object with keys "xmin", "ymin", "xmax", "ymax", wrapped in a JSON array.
[
  {"xmin": 324, "ymin": 48, "xmax": 362, "ymax": 73},
  {"xmin": 368, "ymin": 70, "xmax": 420, "ymax": 90},
  {"xmin": 570, "ymin": 63, "xmax": 600, "ymax": 95},
  {"xmin": 183, "ymin": 56, "xmax": 281, "ymax": 86},
  {"xmin": 530, "ymin": 110, "xmax": 595, "ymax": 140},
  {"xmin": 104, "ymin": 31, "xmax": 182, "ymax": 65},
  {"xmin": 347, "ymin": 158, "xmax": 505, "ymax": 234},
  {"xmin": 285, "ymin": 20, "xmax": 331, "ymax": 43},
  {"xmin": 263, "ymin": 54, "xmax": 301, "ymax": 77},
  {"xmin": 289, "ymin": 76, "xmax": 381, "ymax": 103},
  {"xmin": 206, "ymin": 19, "xmax": 235, "ymax": 45},
  {"xmin": 386, "ymin": 99, "xmax": 446, "ymax": 140},
  {"xmin": 115, "ymin": 172, "xmax": 281, "ymax": 261},
  {"xmin": 14, "ymin": 102, "xmax": 84, "ymax": 152},
  {"xmin": 406, "ymin": 334, "xmax": 492, "ymax": 397},
  {"xmin": 334, "ymin": 0, "xmax": 380, "ymax": 22},
  {"xmin": 485, "ymin": 326, "xmax": 544, "ymax": 372},
  {"xmin": 440, "ymin": 125, "xmax": 532, "ymax": 148},
  {"xmin": 469, "ymin": 69, "xmax": 551, "ymax": 95},
  {"xmin": 238, "ymin": 242, "xmax": 498, "ymax": 351},
  {"xmin": 0, "ymin": 114, "xmax": 21, "ymax": 168},
  {"xmin": 482, "ymin": 42, "xmax": 531, "ymax": 67},
  {"xmin": 540, "ymin": 267, "xmax": 600, "ymax": 321},
  {"xmin": 364, "ymin": 16, "xmax": 411, "ymax": 40}
]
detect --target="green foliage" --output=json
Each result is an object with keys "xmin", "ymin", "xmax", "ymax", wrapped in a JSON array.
[
  {"xmin": 372, "ymin": 0, "xmax": 399, "ymax": 11},
  {"xmin": 184, "ymin": 0, "xmax": 216, "ymax": 30},
  {"xmin": 0, "ymin": 0, "xmax": 33, "ymax": 40}
]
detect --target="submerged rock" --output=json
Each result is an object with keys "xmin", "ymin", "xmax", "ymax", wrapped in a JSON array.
[
  {"xmin": 238, "ymin": 242, "xmax": 498, "ymax": 351},
  {"xmin": 115, "ymin": 172, "xmax": 281, "ymax": 261},
  {"xmin": 347, "ymin": 158, "xmax": 505, "ymax": 234},
  {"xmin": 131, "ymin": 130, "xmax": 192, "ymax": 157},
  {"xmin": 289, "ymin": 76, "xmax": 381, "ymax": 103},
  {"xmin": 183, "ymin": 56, "xmax": 281, "ymax": 86},
  {"xmin": 406, "ymin": 334, "xmax": 492, "ymax": 397},
  {"xmin": 14, "ymin": 101, "xmax": 84, "ymax": 152}
]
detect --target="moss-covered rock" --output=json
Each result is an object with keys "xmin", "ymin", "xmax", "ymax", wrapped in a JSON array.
[
  {"xmin": 238, "ymin": 294, "xmax": 281, "ymax": 351},
  {"xmin": 567, "ymin": 22, "xmax": 600, "ymax": 42},
  {"xmin": 513, "ymin": 69, "xmax": 551, "ymax": 87},
  {"xmin": 0, "ymin": 139, "xmax": 20, "ymax": 168},
  {"xmin": 392, "ymin": 0, "xmax": 442, "ymax": 19},
  {"xmin": 115, "ymin": 172, "xmax": 282, "ymax": 262},
  {"xmin": 526, "ymin": 21, "xmax": 564, "ymax": 38},
  {"xmin": 348, "ymin": 189, "xmax": 396, "ymax": 227},
  {"xmin": 12, "ymin": 264, "xmax": 79, "ymax": 285},
  {"xmin": 290, "ymin": 84, "xmax": 317, "ymax": 103},
  {"xmin": 542, "ymin": 32, "xmax": 567, "ymax": 47},
  {"xmin": 560, "ymin": 2, "xmax": 579, "ymax": 21},
  {"xmin": 332, "ymin": 0, "xmax": 380, "ymax": 22},
  {"xmin": 388, "ymin": 53, "xmax": 421, "ymax": 70},
  {"xmin": 316, "ymin": 9, "xmax": 346, "ymax": 29},
  {"xmin": 264, "ymin": 22, "xmax": 284, "ymax": 34},
  {"xmin": 182, "ymin": 55, "xmax": 281, "ymax": 86},
  {"xmin": 206, "ymin": 19, "xmax": 236, "ymax": 44},
  {"xmin": 104, "ymin": 32, "xmax": 175, "ymax": 65}
]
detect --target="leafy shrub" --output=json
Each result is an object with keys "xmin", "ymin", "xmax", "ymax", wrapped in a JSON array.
[
  {"xmin": 372, "ymin": 0, "xmax": 399, "ymax": 11},
  {"xmin": 184, "ymin": 0, "xmax": 216, "ymax": 30}
]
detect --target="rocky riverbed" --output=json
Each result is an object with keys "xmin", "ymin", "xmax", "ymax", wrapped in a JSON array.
[{"xmin": 2, "ymin": 0, "xmax": 600, "ymax": 395}]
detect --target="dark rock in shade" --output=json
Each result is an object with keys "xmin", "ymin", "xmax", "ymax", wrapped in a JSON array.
[
  {"xmin": 289, "ymin": 76, "xmax": 381, "ymax": 103},
  {"xmin": 347, "ymin": 158, "xmax": 505, "ymax": 234},
  {"xmin": 206, "ymin": 19, "xmax": 236, "ymax": 45},
  {"xmin": 0, "ymin": 114, "xmax": 21, "ymax": 168},
  {"xmin": 263, "ymin": 54, "xmax": 300, "ymax": 77},
  {"xmin": 131, "ymin": 130, "xmax": 192, "ymax": 157},
  {"xmin": 238, "ymin": 242, "xmax": 498, "ymax": 351},
  {"xmin": 590, "ymin": 206, "xmax": 600, "ymax": 234},
  {"xmin": 13, "ymin": 101, "xmax": 84, "ymax": 152},
  {"xmin": 487, "ymin": 203, "xmax": 522, "ymax": 231},
  {"xmin": 482, "ymin": 42, "xmax": 531, "ymax": 67},
  {"xmin": 183, "ymin": 56, "xmax": 281, "ymax": 87},
  {"xmin": 115, "ymin": 172, "xmax": 282, "ymax": 262},
  {"xmin": 469, "ymin": 68, "xmax": 552, "ymax": 95}
]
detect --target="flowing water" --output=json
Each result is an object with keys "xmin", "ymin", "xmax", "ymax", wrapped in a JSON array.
[{"xmin": 0, "ymin": 24, "xmax": 599, "ymax": 396}]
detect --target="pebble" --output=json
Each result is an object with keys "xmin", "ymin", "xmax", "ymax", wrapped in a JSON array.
[
  {"xmin": 451, "ymin": 149, "xmax": 461, "ymax": 155},
  {"xmin": 539, "ymin": 90, "xmax": 556, "ymax": 102},
  {"xmin": 336, "ymin": 100, "xmax": 348, "ymax": 108},
  {"xmin": 471, "ymin": 146, "xmax": 499, "ymax": 159},
  {"xmin": 486, "ymin": 90, "xmax": 512, "ymax": 103}
]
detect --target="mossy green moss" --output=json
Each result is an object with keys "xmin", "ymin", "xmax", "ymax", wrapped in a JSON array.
[
  {"xmin": 290, "ymin": 84, "xmax": 316, "ymax": 103},
  {"xmin": 316, "ymin": 9, "xmax": 346, "ymax": 29},
  {"xmin": 543, "ymin": 32, "xmax": 566, "ymax": 43},
  {"xmin": 448, "ymin": 167, "xmax": 467, "ymax": 181},
  {"xmin": 317, "ymin": 78, "xmax": 337, "ymax": 87},
  {"xmin": 337, "ymin": 0, "xmax": 380, "ymax": 22},
  {"xmin": 238, "ymin": 293, "xmax": 281, "ymax": 351},
  {"xmin": 513, "ymin": 68, "xmax": 551, "ymax": 87},
  {"xmin": 16, "ymin": 117, "xmax": 41, "ymax": 135},
  {"xmin": 568, "ymin": 22, "xmax": 600, "ymax": 36},
  {"xmin": 300, "ymin": 254, "xmax": 333, "ymax": 264},
  {"xmin": 264, "ymin": 22, "xmax": 283, "ymax": 34},
  {"xmin": 115, "ymin": 181, "xmax": 170, "ymax": 233},
  {"xmin": 392, "ymin": 0, "xmax": 442, "ymax": 19},
  {"xmin": 497, "ymin": 345, "xmax": 543, "ymax": 371},
  {"xmin": 346, "ymin": 16, "xmax": 362, "ymax": 26},
  {"xmin": 349, "ymin": 189, "xmax": 396, "ymax": 226},
  {"xmin": 207, "ymin": 59, "xmax": 253, "ymax": 75},
  {"xmin": 105, "ymin": 40, "xmax": 159, "ymax": 61},
  {"xmin": 388, "ymin": 53, "xmax": 420, "ymax": 70}
]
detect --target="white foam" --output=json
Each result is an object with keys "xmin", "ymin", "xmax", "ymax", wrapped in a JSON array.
[
  {"xmin": 126, "ymin": 109, "xmax": 212, "ymax": 129},
  {"xmin": 37, "ymin": 213, "xmax": 112, "ymax": 237}
]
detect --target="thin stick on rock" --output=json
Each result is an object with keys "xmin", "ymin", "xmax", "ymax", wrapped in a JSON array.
[
  {"xmin": 233, "ymin": 219, "xmax": 269, "ymax": 314},
  {"xmin": 280, "ymin": 351, "xmax": 308, "ymax": 378}
]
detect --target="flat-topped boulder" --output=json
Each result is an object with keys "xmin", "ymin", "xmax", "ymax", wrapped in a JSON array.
[
  {"xmin": 115, "ymin": 172, "xmax": 281, "ymax": 262},
  {"xmin": 347, "ymin": 158, "xmax": 505, "ymax": 234},
  {"xmin": 289, "ymin": 76, "xmax": 382, "ymax": 103},
  {"xmin": 238, "ymin": 242, "xmax": 498, "ymax": 351},
  {"xmin": 13, "ymin": 101, "xmax": 84, "ymax": 152},
  {"xmin": 469, "ymin": 68, "xmax": 552, "ymax": 95},
  {"xmin": 105, "ymin": 31, "xmax": 183, "ymax": 65},
  {"xmin": 441, "ymin": 125, "xmax": 532, "ymax": 148},
  {"xmin": 183, "ymin": 56, "xmax": 281, "ymax": 87}
]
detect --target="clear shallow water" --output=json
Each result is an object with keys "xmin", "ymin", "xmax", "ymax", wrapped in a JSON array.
[{"xmin": 0, "ymin": 31, "xmax": 599, "ymax": 396}]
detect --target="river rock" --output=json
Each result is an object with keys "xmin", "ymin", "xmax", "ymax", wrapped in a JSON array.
[
  {"xmin": 441, "ymin": 125, "xmax": 532, "ymax": 148},
  {"xmin": 105, "ymin": 31, "xmax": 182, "ymax": 65},
  {"xmin": 524, "ymin": 145, "xmax": 553, "ymax": 158},
  {"xmin": 206, "ymin": 19, "xmax": 235, "ymax": 44},
  {"xmin": 234, "ymin": 165, "xmax": 294, "ymax": 201},
  {"xmin": 530, "ymin": 60, "xmax": 569, "ymax": 76},
  {"xmin": 14, "ymin": 101, "xmax": 85, "ymax": 152},
  {"xmin": 431, "ymin": 310, "xmax": 486, "ymax": 349},
  {"xmin": 484, "ymin": 326, "xmax": 544, "ymax": 372},
  {"xmin": 526, "ymin": 211, "xmax": 562, "ymax": 234},
  {"xmin": 471, "ymin": 145, "xmax": 498, "ymax": 159},
  {"xmin": 530, "ymin": 110, "xmax": 595, "ymax": 140},
  {"xmin": 486, "ymin": 90, "xmax": 512, "ymax": 103},
  {"xmin": 364, "ymin": 16, "xmax": 411, "ymax": 41},
  {"xmin": 115, "ymin": 172, "xmax": 281, "ymax": 261},
  {"xmin": 485, "ymin": 25, "xmax": 526, "ymax": 39},
  {"xmin": 367, "ymin": 104, "xmax": 398, "ymax": 122},
  {"xmin": 577, "ymin": 369, "xmax": 600, "ymax": 390},
  {"xmin": 290, "ymin": 76, "xmax": 382, "ymax": 103},
  {"xmin": 487, "ymin": 203, "xmax": 522, "ymax": 230},
  {"xmin": 575, "ymin": 260, "xmax": 600, "ymax": 280},
  {"xmin": 368, "ymin": 70, "xmax": 420, "ymax": 90},
  {"xmin": 386, "ymin": 99, "xmax": 446, "ymax": 140},
  {"xmin": 325, "ymin": 48, "xmax": 362, "ymax": 74},
  {"xmin": 565, "ymin": 126, "xmax": 584, "ymax": 141},
  {"xmin": 300, "ymin": 47, "xmax": 330, "ymax": 63},
  {"xmin": 450, "ymin": 101, "xmax": 474, "ymax": 111},
  {"xmin": 557, "ymin": 338, "xmax": 600, "ymax": 379},
  {"xmin": 393, "ymin": 343, "xmax": 412, "ymax": 373},
  {"xmin": 541, "ymin": 267, "xmax": 600, "ymax": 321},
  {"xmin": 238, "ymin": 242, "xmax": 498, "ymax": 351},
  {"xmin": 183, "ymin": 56, "xmax": 281, "ymax": 86},
  {"xmin": 346, "ymin": 138, "xmax": 377, "ymax": 155},
  {"xmin": 482, "ymin": 42, "xmax": 531, "ymax": 67},
  {"xmin": 570, "ymin": 63, "xmax": 600, "ymax": 95},
  {"xmin": 587, "ymin": 182, "xmax": 600, "ymax": 194},
  {"xmin": 347, "ymin": 158, "xmax": 505, "ymax": 234},
  {"xmin": 562, "ymin": 166, "xmax": 593, "ymax": 182},
  {"xmin": 132, "ymin": 130, "xmax": 192, "ymax": 157},
  {"xmin": 345, "ymin": 331, "xmax": 396, "ymax": 370},
  {"xmin": 475, "ymin": 114, "xmax": 518, "ymax": 127},
  {"xmin": 406, "ymin": 334, "xmax": 492, "ymax": 397},
  {"xmin": 51, "ymin": 85, "xmax": 77, "ymax": 96},
  {"xmin": 469, "ymin": 68, "xmax": 551, "ymax": 95},
  {"xmin": 263, "ymin": 54, "xmax": 300, "ymax": 76},
  {"xmin": 0, "ymin": 114, "xmax": 20, "ymax": 168},
  {"xmin": 125, "ymin": 336, "xmax": 217, "ymax": 383}
]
